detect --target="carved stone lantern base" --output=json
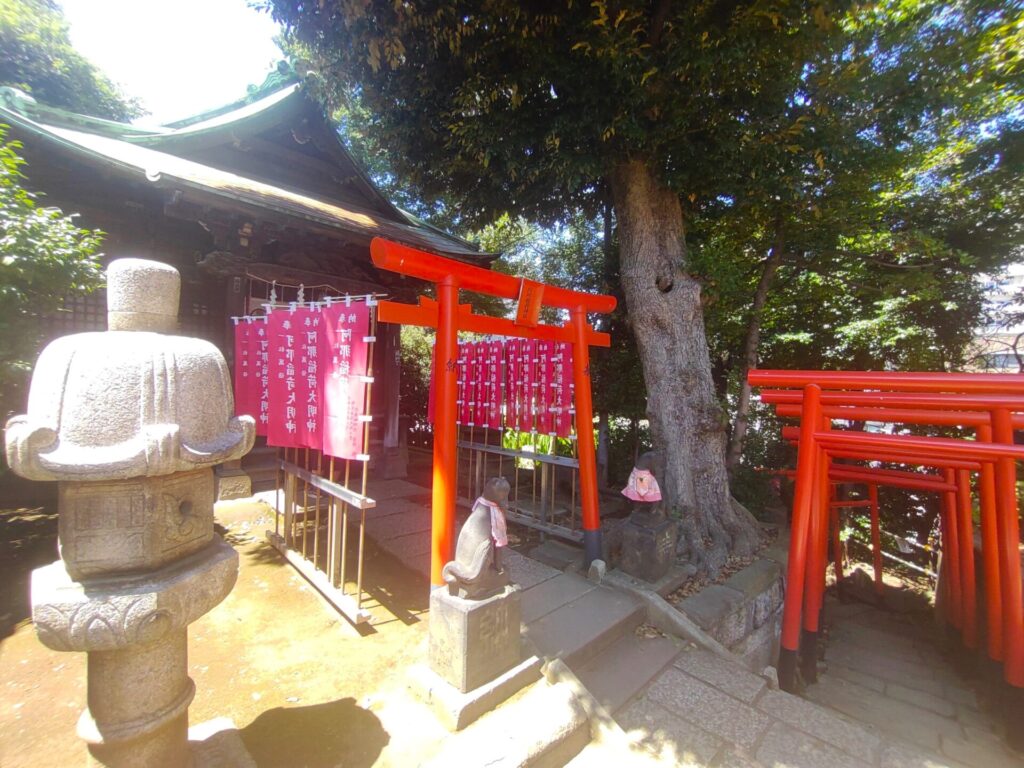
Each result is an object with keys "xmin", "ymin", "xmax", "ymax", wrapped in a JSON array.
[{"xmin": 32, "ymin": 535, "xmax": 238, "ymax": 766}]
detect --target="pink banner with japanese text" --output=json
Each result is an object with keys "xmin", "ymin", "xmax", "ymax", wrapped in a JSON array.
[
  {"xmin": 233, "ymin": 319, "xmax": 256, "ymax": 422},
  {"xmin": 253, "ymin": 317, "xmax": 270, "ymax": 436},
  {"xmin": 321, "ymin": 301, "xmax": 371, "ymax": 460},
  {"xmin": 487, "ymin": 340, "xmax": 503, "ymax": 430},
  {"xmin": 296, "ymin": 305, "xmax": 324, "ymax": 450},
  {"xmin": 266, "ymin": 308, "xmax": 304, "ymax": 448}
]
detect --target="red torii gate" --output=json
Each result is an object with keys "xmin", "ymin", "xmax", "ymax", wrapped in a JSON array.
[{"xmin": 369, "ymin": 237, "xmax": 617, "ymax": 587}]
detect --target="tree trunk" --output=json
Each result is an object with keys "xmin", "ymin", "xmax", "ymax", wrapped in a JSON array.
[
  {"xmin": 610, "ymin": 159, "xmax": 759, "ymax": 574},
  {"xmin": 597, "ymin": 410, "xmax": 610, "ymax": 489},
  {"xmin": 726, "ymin": 226, "xmax": 785, "ymax": 473}
]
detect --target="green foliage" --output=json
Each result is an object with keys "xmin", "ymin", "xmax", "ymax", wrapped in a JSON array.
[
  {"xmin": 264, "ymin": 0, "xmax": 839, "ymax": 226},
  {"xmin": 0, "ymin": 125, "xmax": 103, "ymax": 416},
  {"xmin": 0, "ymin": 0, "xmax": 144, "ymax": 120},
  {"xmin": 268, "ymin": 0, "xmax": 1024, "ymax": 509}
]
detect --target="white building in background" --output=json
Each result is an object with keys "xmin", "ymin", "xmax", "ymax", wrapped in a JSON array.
[{"xmin": 968, "ymin": 263, "xmax": 1024, "ymax": 371}]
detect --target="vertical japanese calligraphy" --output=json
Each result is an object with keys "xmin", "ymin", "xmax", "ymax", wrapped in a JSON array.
[
  {"xmin": 233, "ymin": 319, "xmax": 254, "ymax": 421},
  {"xmin": 487, "ymin": 339, "xmax": 503, "ymax": 430},
  {"xmin": 298, "ymin": 305, "xmax": 323, "ymax": 449},
  {"xmin": 254, "ymin": 316, "xmax": 270, "ymax": 436},
  {"xmin": 321, "ymin": 300, "xmax": 371, "ymax": 460},
  {"xmin": 266, "ymin": 308, "xmax": 304, "ymax": 448},
  {"xmin": 536, "ymin": 340, "xmax": 554, "ymax": 435}
]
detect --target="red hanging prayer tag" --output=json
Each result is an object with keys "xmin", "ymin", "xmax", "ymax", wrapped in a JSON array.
[
  {"xmin": 510, "ymin": 339, "xmax": 523, "ymax": 430},
  {"xmin": 556, "ymin": 342, "xmax": 574, "ymax": 437},
  {"xmin": 297, "ymin": 305, "xmax": 323, "ymax": 449},
  {"xmin": 253, "ymin": 317, "xmax": 270, "ymax": 436},
  {"xmin": 519, "ymin": 339, "xmax": 537, "ymax": 432},
  {"xmin": 457, "ymin": 342, "xmax": 470, "ymax": 426},
  {"xmin": 475, "ymin": 341, "xmax": 489, "ymax": 428},
  {"xmin": 536, "ymin": 340, "xmax": 554, "ymax": 434},
  {"xmin": 488, "ymin": 339, "xmax": 503, "ymax": 430},
  {"xmin": 321, "ymin": 300, "xmax": 371, "ymax": 460},
  {"xmin": 466, "ymin": 342, "xmax": 478, "ymax": 428},
  {"xmin": 266, "ymin": 309, "xmax": 303, "ymax": 448}
]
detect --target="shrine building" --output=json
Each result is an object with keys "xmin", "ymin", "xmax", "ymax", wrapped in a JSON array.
[{"xmin": 0, "ymin": 67, "xmax": 494, "ymax": 486}]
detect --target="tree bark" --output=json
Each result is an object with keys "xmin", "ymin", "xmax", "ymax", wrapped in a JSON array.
[
  {"xmin": 726, "ymin": 225, "xmax": 785, "ymax": 473},
  {"xmin": 596, "ymin": 410, "xmax": 610, "ymax": 490},
  {"xmin": 610, "ymin": 159, "xmax": 759, "ymax": 574}
]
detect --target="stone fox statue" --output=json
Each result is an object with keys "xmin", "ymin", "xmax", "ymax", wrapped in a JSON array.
[{"xmin": 442, "ymin": 476, "xmax": 512, "ymax": 599}]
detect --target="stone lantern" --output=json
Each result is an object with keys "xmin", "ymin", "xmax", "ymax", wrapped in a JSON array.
[{"xmin": 5, "ymin": 258, "xmax": 255, "ymax": 767}]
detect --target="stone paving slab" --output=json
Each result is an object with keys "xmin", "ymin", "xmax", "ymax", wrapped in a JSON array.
[
  {"xmin": 756, "ymin": 688, "xmax": 882, "ymax": 760},
  {"xmin": 645, "ymin": 667, "xmax": 771, "ymax": 750},
  {"xmin": 420, "ymin": 679, "xmax": 589, "ymax": 768},
  {"xmin": 365, "ymin": 508, "xmax": 432, "ymax": 539},
  {"xmin": 879, "ymin": 742, "xmax": 970, "ymax": 768},
  {"xmin": 755, "ymin": 721, "xmax": 872, "ymax": 768},
  {"xmin": 722, "ymin": 559, "xmax": 781, "ymax": 599},
  {"xmin": 804, "ymin": 675, "xmax": 959, "ymax": 752},
  {"xmin": 505, "ymin": 549, "xmax": 561, "ymax": 591},
  {"xmin": 521, "ymin": 573, "xmax": 595, "ymax": 624},
  {"xmin": 827, "ymin": 640, "xmax": 948, "ymax": 698},
  {"xmin": 526, "ymin": 585, "xmax": 641, "ymax": 666},
  {"xmin": 376, "ymin": 530, "xmax": 432, "ymax": 561},
  {"xmin": 827, "ymin": 660, "xmax": 887, "ymax": 693},
  {"xmin": 573, "ymin": 632, "xmax": 680, "ymax": 715},
  {"xmin": 830, "ymin": 621, "xmax": 944, "ymax": 666},
  {"xmin": 677, "ymin": 585, "xmax": 745, "ymax": 632},
  {"xmin": 615, "ymin": 697, "xmax": 723, "ymax": 765},
  {"xmin": 716, "ymin": 749, "xmax": 763, "ymax": 768},
  {"xmin": 368, "ymin": 497, "xmax": 430, "ymax": 520},
  {"xmin": 940, "ymin": 732, "xmax": 1023, "ymax": 768},
  {"xmin": 366, "ymin": 478, "xmax": 430, "ymax": 500},
  {"xmin": 886, "ymin": 681, "xmax": 957, "ymax": 718},
  {"xmin": 672, "ymin": 648, "xmax": 765, "ymax": 704}
]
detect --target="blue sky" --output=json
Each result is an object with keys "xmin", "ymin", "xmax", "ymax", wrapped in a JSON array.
[{"xmin": 59, "ymin": 0, "xmax": 284, "ymax": 126}]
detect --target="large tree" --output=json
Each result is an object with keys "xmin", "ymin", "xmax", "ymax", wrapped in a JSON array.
[
  {"xmin": 264, "ymin": 0, "xmax": 853, "ymax": 570},
  {"xmin": 0, "ymin": 0, "xmax": 143, "ymax": 120}
]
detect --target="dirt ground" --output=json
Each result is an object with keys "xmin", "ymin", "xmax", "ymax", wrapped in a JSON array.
[{"xmin": 0, "ymin": 504, "xmax": 446, "ymax": 768}]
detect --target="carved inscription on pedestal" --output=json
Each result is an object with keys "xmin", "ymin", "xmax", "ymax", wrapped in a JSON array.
[{"xmin": 58, "ymin": 469, "xmax": 215, "ymax": 579}]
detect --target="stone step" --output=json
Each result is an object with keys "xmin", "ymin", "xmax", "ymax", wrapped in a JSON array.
[
  {"xmin": 562, "ymin": 737, "xmax": 667, "ymax": 767},
  {"xmin": 805, "ymin": 674, "xmax": 962, "ymax": 753},
  {"xmin": 525, "ymin": 584, "xmax": 643, "ymax": 668},
  {"xmin": 521, "ymin": 573, "xmax": 596, "ymax": 625},
  {"xmin": 570, "ymin": 631, "xmax": 681, "ymax": 715},
  {"xmin": 420, "ymin": 679, "xmax": 590, "ymax": 768}
]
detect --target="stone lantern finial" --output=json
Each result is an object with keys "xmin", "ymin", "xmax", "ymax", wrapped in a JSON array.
[{"xmin": 106, "ymin": 258, "xmax": 181, "ymax": 332}]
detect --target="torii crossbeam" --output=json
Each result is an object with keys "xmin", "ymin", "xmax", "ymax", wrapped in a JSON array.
[{"xmin": 369, "ymin": 237, "xmax": 617, "ymax": 587}]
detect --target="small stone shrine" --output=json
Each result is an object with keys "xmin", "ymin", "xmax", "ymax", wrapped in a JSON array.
[
  {"xmin": 5, "ymin": 258, "xmax": 255, "ymax": 767},
  {"xmin": 618, "ymin": 451, "xmax": 679, "ymax": 583},
  {"xmin": 429, "ymin": 477, "xmax": 521, "ymax": 693}
]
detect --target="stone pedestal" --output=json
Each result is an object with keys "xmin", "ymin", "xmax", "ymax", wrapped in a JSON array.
[
  {"xmin": 619, "ymin": 509, "xmax": 678, "ymax": 583},
  {"xmin": 215, "ymin": 460, "xmax": 252, "ymax": 501},
  {"xmin": 429, "ymin": 584, "xmax": 522, "ymax": 693}
]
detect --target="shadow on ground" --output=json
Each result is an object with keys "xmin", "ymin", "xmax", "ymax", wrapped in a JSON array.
[
  {"xmin": 240, "ymin": 697, "xmax": 389, "ymax": 768},
  {"xmin": 0, "ymin": 506, "xmax": 58, "ymax": 642}
]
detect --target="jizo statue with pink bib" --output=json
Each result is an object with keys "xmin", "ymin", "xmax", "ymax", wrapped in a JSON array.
[{"xmin": 619, "ymin": 451, "xmax": 679, "ymax": 583}]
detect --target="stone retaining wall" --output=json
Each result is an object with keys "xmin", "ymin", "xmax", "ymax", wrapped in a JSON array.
[{"xmin": 675, "ymin": 535, "xmax": 789, "ymax": 672}]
